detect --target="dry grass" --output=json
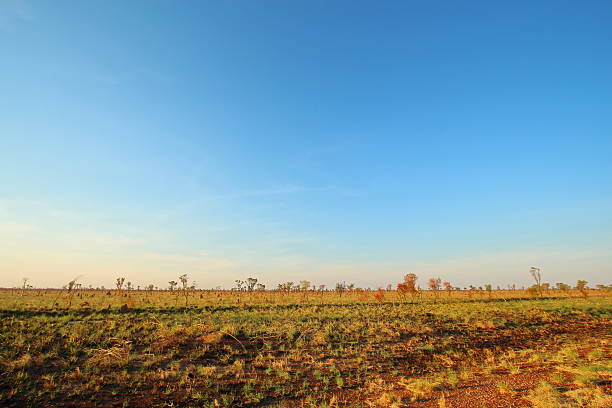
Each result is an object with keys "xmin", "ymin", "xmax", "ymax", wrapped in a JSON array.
[{"xmin": 0, "ymin": 289, "xmax": 609, "ymax": 408}]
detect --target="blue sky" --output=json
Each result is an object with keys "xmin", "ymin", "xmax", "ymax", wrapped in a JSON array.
[{"xmin": 1, "ymin": 0, "xmax": 611, "ymax": 289}]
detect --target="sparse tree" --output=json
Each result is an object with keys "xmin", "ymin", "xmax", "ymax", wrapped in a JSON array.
[
  {"xmin": 428, "ymin": 278, "xmax": 442, "ymax": 291},
  {"xmin": 168, "ymin": 280, "xmax": 177, "ymax": 291},
  {"xmin": 529, "ymin": 267, "xmax": 542, "ymax": 297},
  {"xmin": 64, "ymin": 276, "xmax": 82, "ymax": 308},
  {"xmin": 116, "ymin": 277, "xmax": 125, "ymax": 291},
  {"xmin": 404, "ymin": 274, "xmax": 418, "ymax": 287},
  {"xmin": 484, "ymin": 284, "xmax": 493, "ymax": 299},
  {"xmin": 299, "ymin": 280, "xmax": 311, "ymax": 291},
  {"xmin": 397, "ymin": 283, "xmax": 409, "ymax": 298},
  {"xmin": 400, "ymin": 274, "xmax": 419, "ymax": 298},
  {"xmin": 576, "ymin": 280, "xmax": 588, "ymax": 298},
  {"xmin": 374, "ymin": 288, "xmax": 385, "ymax": 302},
  {"xmin": 234, "ymin": 280, "xmax": 245, "ymax": 291},
  {"xmin": 21, "ymin": 277, "xmax": 29, "ymax": 296},
  {"xmin": 443, "ymin": 281, "xmax": 452, "ymax": 297},
  {"xmin": 246, "ymin": 277, "xmax": 258, "ymax": 291},
  {"xmin": 179, "ymin": 274, "xmax": 188, "ymax": 289},
  {"xmin": 576, "ymin": 280, "xmax": 588, "ymax": 290},
  {"xmin": 277, "ymin": 282, "xmax": 294, "ymax": 292},
  {"xmin": 555, "ymin": 282, "xmax": 570, "ymax": 292},
  {"xmin": 427, "ymin": 277, "xmax": 442, "ymax": 300},
  {"xmin": 178, "ymin": 274, "xmax": 190, "ymax": 307}
]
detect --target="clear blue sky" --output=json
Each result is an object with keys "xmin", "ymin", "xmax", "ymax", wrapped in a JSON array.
[{"xmin": 1, "ymin": 0, "xmax": 611, "ymax": 289}]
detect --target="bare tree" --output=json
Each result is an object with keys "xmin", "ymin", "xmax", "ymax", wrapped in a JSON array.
[
  {"xmin": 179, "ymin": 274, "xmax": 190, "ymax": 307},
  {"xmin": 335, "ymin": 282, "xmax": 347, "ymax": 296},
  {"xmin": 64, "ymin": 276, "xmax": 83, "ymax": 308},
  {"xmin": 529, "ymin": 267, "xmax": 542, "ymax": 297}
]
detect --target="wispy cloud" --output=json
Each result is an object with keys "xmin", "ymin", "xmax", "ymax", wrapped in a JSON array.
[
  {"xmin": 223, "ymin": 185, "xmax": 314, "ymax": 198},
  {"xmin": 159, "ymin": 184, "xmax": 358, "ymax": 220},
  {"xmin": 0, "ymin": 221, "xmax": 37, "ymax": 234},
  {"xmin": 217, "ymin": 184, "xmax": 350, "ymax": 199},
  {"xmin": 150, "ymin": 184, "xmax": 348, "ymax": 223}
]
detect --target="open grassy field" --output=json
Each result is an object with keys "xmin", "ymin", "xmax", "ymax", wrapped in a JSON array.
[{"xmin": 1, "ymin": 288, "xmax": 610, "ymax": 407}]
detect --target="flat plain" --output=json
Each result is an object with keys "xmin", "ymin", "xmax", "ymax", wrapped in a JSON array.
[{"xmin": 0, "ymin": 288, "xmax": 610, "ymax": 407}]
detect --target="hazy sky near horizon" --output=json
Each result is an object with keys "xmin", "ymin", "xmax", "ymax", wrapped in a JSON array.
[{"xmin": 1, "ymin": 1, "xmax": 611, "ymax": 289}]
